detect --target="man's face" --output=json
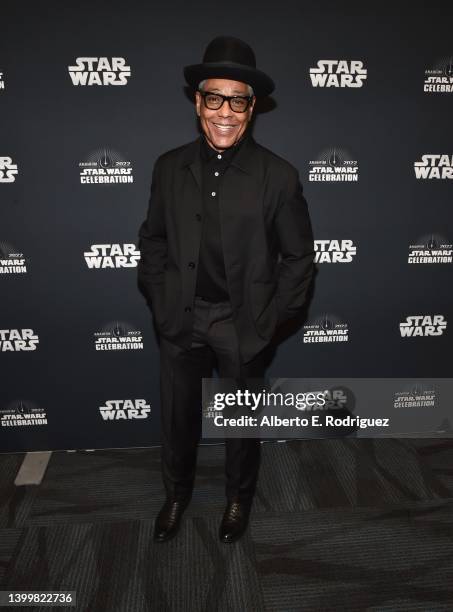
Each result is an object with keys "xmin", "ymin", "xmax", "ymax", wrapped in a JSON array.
[{"xmin": 195, "ymin": 78, "xmax": 255, "ymax": 152}]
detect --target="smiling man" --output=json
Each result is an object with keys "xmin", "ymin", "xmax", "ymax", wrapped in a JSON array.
[
  {"xmin": 137, "ymin": 36, "xmax": 315, "ymax": 544},
  {"xmin": 195, "ymin": 77, "xmax": 255, "ymax": 148}
]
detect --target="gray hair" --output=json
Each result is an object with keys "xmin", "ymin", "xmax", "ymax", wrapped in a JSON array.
[{"xmin": 198, "ymin": 79, "xmax": 254, "ymax": 97}]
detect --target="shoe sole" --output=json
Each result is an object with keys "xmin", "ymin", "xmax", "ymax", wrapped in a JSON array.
[
  {"xmin": 153, "ymin": 528, "xmax": 181, "ymax": 543},
  {"xmin": 219, "ymin": 527, "xmax": 248, "ymax": 543}
]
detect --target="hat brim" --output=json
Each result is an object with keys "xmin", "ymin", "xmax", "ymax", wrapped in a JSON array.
[{"xmin": 183, "ymin": 62, "xmax": 275, "ymax": 97}]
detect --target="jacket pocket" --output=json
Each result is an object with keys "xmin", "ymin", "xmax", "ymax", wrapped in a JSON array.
[
  {"xmin": 151, "ymin": 285, "xmax": 169, "ymax": 331},
  {"xmin": 248, "ymin": 281, "xmax": 278, "ymax": 340},
  {"xmin": 162, "ymin": 267, "xmax": 182, "ymax": 333}
]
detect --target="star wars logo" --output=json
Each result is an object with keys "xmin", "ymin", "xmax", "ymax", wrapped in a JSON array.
[
  {"xmin": 0, "ymin": 72, "xmax": 4, "ymax": 90},
  {"xmin": 303, "ymin": 315, "xmax": 349, "ymax": 343},
  {"xmin": 315, "ymin": 240, "xmax": 357, "ymax": 263},
  {"xmin": 408, "ymin": 235, "xmax": 452, "ymax": 264},
  {"xmin": 0, "ymin": 243, "xmax": 27, "ymax": 274},
  {"xmin": 414, "ymin": 155, "xmax": 453, "ymax": 179},
  {"xmin": 424, "ymin": 57, "xmax": 453, "ymax": 93},
  {"xmin": 84, "ymin": 244, "xmax": 140, "ymax": 269},
  {"xmin": 394, "ymin": 386, "xmax": 436, "ymax": 408},
  {"xmin": 309, "ymin": 147, "xmax": 359, "ymax": 182},
  {"xmin": 1, "ymin": 400, "xmax": 47, "ymax": 427},
  {"xmin": 68, "ymin": 57, "xmax": 131, "ymax": 86},
  {"xmin": 0, "ymin": 329, "xmax": 39, "ymax": 352},
  {"xmin": 399, "ymin": 315, "xmax": 447, "ymax": 337},
  {"xmin": 94, "ymin": 321, "xmax": 143, "ymax": 351},
  {"xmin": 309, "ymin": 60, "xmax": 367, "ymax": 88},
  {"xmin": 79, "ymin": 147, "xmax": 134, "ymax": 184},
  {"xmin": 0, "ymin": 156, "xmax": 18, "ymax": 183},
  {"xmin": 99, "ymin": 399, "xmax": 151, "ymax": 421}
]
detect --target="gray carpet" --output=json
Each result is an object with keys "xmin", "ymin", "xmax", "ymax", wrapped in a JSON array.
[{"xmin": 1, "ymin": 439, "xmax": 453, "ymax": 611}]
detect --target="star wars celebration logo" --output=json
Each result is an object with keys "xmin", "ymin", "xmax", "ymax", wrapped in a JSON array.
[
  {"xmin": 94, "ymin": 321, "xmax": 143, "ymax": 351},
  {"xmin": 303, "ymin": 313, "xmax": 349, "ymax": 344},
  {"xmin": 315, "ymin": 239, "xmax": 357, "ymax": 263},
  {"xmin": 399, "ymin": 315, "xmax": 447, "ymax": 337},
  {"xmin": 99, "ymin": 399, "xmax": 150, "ymax": 421},
  {"xmin": 394, "ymin": 384, "xmax": 436, "ymax": 408},
  {"xmin": 309, "ymin": 147, "xmax": 359, "ymax": 182},
  {"xmin": 424, "ymin": 57, "xmax": 453, "ymax": 93},
  {"xmin": 0, "ymin": 241, "xmax": 27, "ymax": 274},
  {"xmin": 1, "ymin": 400, "xmax": 48, "ymax": 427},
  {"xmin": 68, "ymin": 57, "xmax": 131, "ymax": 86},
  {"xmin": 84, "ymin": 243, "xmax": 140, "ymax": 269},
  {"xmin": 414, "ymin": 154, "xmax": 453, "ymax": 179},
  {"xmin": 0, "ymin": 156, "xmax": 18, "ymax": 183},
  {"xmin": 309, "ymin": 60, "xmax": 367, "ymax": 88},
  {"xmin": 79, "ymin": 147, "xmax": 134, "ymax": 184},
  {"xmin": 0, "ymin": 71, "xmax": 5, "ymax": 90},
  {"xmin": 0, "ymin": 329, "xmax": 39, "ymax": 352},
  {"xmin": 408, "ymin": 234, "xmax": 452, "ymax": 264}
]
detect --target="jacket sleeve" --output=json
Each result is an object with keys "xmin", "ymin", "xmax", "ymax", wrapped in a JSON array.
[
  {"xmin": 274, "ymin": 168, "xmax": 315, "ymax": 325},
  {"xmin": 137, "ymin": 156, "xmax": 167, "ymax": 304}
]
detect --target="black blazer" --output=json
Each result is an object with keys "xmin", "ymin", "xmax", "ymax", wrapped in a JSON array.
[{"xmin": 137, "ymin": 134, "xmax": 315, "ymax": 363}]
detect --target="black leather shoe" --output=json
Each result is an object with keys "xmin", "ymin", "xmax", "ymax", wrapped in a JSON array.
[
  {"xmin": 153, "ymin": 498, "xmax": 190, "ymax": 543},
  {"xmin": 219, "ymin": 498, "xmax": 252, "ymax": 543}
]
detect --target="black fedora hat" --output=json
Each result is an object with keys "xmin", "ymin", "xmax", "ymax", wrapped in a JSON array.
[{"xmin": 183, "ymin": 35, "xmax": 275, "ymax": 97}]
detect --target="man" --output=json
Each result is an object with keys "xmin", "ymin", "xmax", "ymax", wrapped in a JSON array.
[{"xmin": 137, "ymin": 36, "xmax": 315, "ymax": 543}]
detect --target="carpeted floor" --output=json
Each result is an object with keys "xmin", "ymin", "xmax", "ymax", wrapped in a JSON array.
[{"xmin": 1, "ymin": 438, "xmax": 453, "ymax": 611}]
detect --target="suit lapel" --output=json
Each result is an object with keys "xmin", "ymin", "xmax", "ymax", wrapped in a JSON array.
[{"xmin": 180, "ymin": 137, "xmax": 202, "ymax": 191}]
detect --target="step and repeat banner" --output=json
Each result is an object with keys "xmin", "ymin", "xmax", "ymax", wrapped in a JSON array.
[{"xmin": 1, "ymin": 2, "xmax": 452, "ymax": 451}]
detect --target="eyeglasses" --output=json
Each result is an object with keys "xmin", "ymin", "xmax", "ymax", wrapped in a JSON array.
[{"xmin": 198, "ymin": 90, "xmax": 253, "ymax": 113}]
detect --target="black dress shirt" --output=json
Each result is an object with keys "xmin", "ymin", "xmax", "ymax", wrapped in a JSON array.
[{"xmin": 195, "ymin": 132, "xmax": 249, "ymax": 302}]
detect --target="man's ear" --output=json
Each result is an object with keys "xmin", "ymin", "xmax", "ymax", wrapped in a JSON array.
[
  {"xmin": 249, "ymin": 96, "xmax": 256, "ymax": 116},
  {"xmin": 195, "ymin": 91, "xmax": 201, "ymax": 116}
]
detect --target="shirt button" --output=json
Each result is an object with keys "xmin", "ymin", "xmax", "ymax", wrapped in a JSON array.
[
  {"xmin": 217, "ymin": 154, "xmax": 222, "ymax": 159},
  {"xmin": 211, "ymin": 191, "xmax": 216, "ymax": 197},
  {"xmin": 195, "ymin": 213, "xmax": 201, "ymax": 221},
  {"xmin": 214, "ymin": 171, "xmax": 219, "ymax": 176}
]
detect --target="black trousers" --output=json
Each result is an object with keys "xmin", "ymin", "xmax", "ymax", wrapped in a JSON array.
[{"xmin": 159, "ymin": 295, "xmax": 268, "ymax": 503}]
